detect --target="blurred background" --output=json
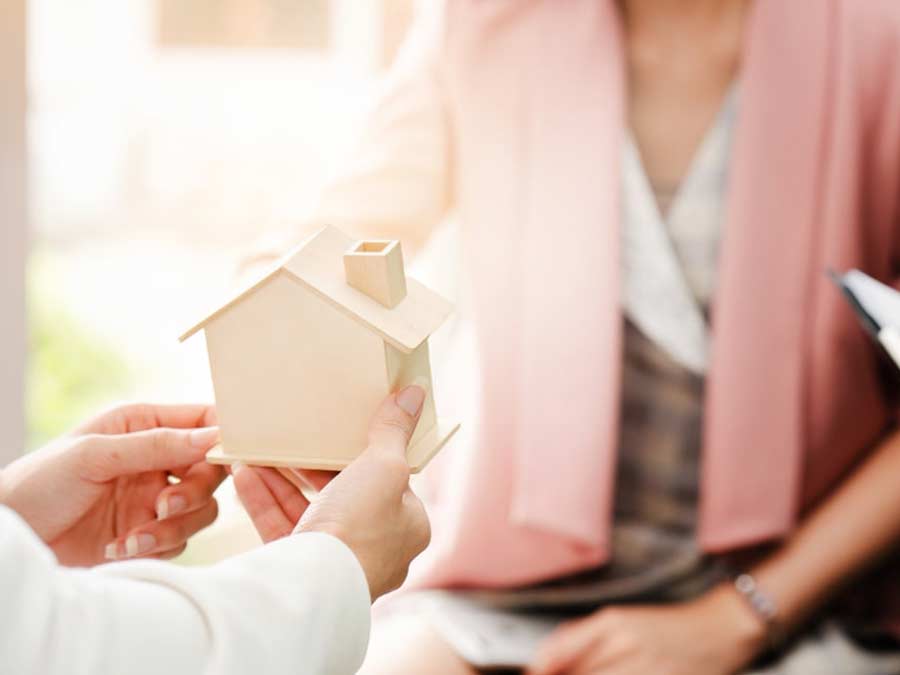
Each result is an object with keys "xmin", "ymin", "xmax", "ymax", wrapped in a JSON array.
[{"xmin": 4, "ymin": 0, "xmax": 421, "ymax": 560}]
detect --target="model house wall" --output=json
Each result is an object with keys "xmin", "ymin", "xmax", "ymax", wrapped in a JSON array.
[{"xmin": 205, "ymin": 270, "xmax": 389, "ymax": 463}]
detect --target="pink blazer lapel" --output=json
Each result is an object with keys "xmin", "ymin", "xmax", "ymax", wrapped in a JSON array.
[
  {"xmin": 511, "ymin": 0, "xmax": 625, "ymax": 546},
  {"xmin": 699, "ymin": 0, "xmax": 836, "ymax": 549}
]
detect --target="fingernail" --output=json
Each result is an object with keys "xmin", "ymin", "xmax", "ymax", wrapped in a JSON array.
[
  {"xmin": 231, "ymin": 461, "xmax": 246, "ymax": 476},
  {"xmin": 190, "ymin": 426, "xmax": 219, "ymax": 449},
  {"xmin": 124, "ymin": 533, "xmax": 157, "ymax": 558},
  {"xmin": 157, "ymin": 494, "xmax": 187, "ymax": 521},
  {"xmin": 397, "ymin": 385, "xmax": 426, "ymax": 416},
  {"xmin": 104, "ymin": 542, "xmax": 119, "ymax": 560}
]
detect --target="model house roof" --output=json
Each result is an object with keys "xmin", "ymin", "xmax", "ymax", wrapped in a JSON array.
[{"xmin": 180, "ymin": 226, "xmax": 454, "ymax": 353}]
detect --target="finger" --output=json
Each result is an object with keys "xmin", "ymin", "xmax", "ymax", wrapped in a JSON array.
[
  {"xmin": 156, "ymin": 461, "xmax": 227, "ymax": 521},
  {"xmin": 75, "ymin": 403, "xmax": 217, "ymax": 436},
  {"xmin": 569, "ymin": 650, "xmax": 628, "ymax": 675},
  {"xmin": 277, "ymin": 467, "xmax": 318, "ymax": 495},
  {"xmin": 528, "ymin": 618, "xmax": 604, "ymax": 675},
  {"xmin": 276, "ymin": 469, "xmax": 323, "ymax": 503},
  {"xmin": 232, "ymin": 463, "xmax": 295, "ymax": 543},
  {"xmin": 254, "ymin": 467, "xmax": 310, "ymax": 523},
  {"xmin": 123, "ymin": 403, "xmax": 217, "ymax": 431},
  {"xmin": 168, "ymin": 464, "xmax": 191, "ymax": 480},
  {"xmin": 365, "ymin": 385, "xmax": 426, "ymax": 457},
  {"xmin": 569, "ymin": 647, "xmax": 638, "ymax": 675},
  {"xmin": 106, "ymin": 500, "xmax": 218, "ymax": 560},
  {"xmin": 403, "ymin": 487, "xmax": 432, "ymax": 552},
  {"xmin": 293, "ymin": 469, "xmax": 335, "ymax": 492},
  {"xmin": 78, "ymin": 427, "xmax": 220, "ymax": 481},
  {"xmin": 569, "ymin": 631, "xmax": 638, "ymax": 674}
]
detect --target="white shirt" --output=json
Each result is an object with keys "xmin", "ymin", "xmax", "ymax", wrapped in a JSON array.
[
  {"xmin": 620, "ymin": 87, "xmax": 739, "ymax": 374},
  {"xmin": 0, "ymin": 505, "xmax": 370, "ymax": 675}
]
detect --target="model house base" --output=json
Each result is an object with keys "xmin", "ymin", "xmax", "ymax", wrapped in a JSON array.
[{"xmin": 205, "ymin": 417, "xmax": 459, "ymax": 473}]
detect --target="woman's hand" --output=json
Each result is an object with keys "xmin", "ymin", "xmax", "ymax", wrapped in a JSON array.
[
  {"xmin": 528, "ymin": 586, "xmax": 767, "ymax": 675},
  {"xmin": 0, "ymin": 403, "xmax": 225, "ymax": 567},
  {"xmin": 233, "ymin": 386, "xmax": 432, "ymax": 600}
]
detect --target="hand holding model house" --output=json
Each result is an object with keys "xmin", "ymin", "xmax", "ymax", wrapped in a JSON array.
[
  {"xmin": 233, "ymin": 384, "xmax": 432, "ymax": 600},
  {"xmin": 181, "ymin": 225, "xmax": 459, "ymax": 473}
]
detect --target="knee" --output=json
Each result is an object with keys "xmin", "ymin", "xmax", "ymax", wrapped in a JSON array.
[{"xmin": 358, "ymin": 614, "xmax": 476, "ymax": 675}]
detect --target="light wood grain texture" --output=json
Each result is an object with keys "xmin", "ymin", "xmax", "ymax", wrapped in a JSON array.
[
  {"xmin": 207, "ymin": 419, "xmax": 459, "ymax": 473},
  {"xmin": 205, "ymin": 271, "xmax": 387, "ymax": 464},
  {"xmin": 344, "ymin": 239, "xmax": 408, "ymax": 308},
  {"xmin": 281, "ymin": 226, "xmax": 452, "ymax": 353},
  {"xmin": 183, "ymin": 225, "xmax": 457, "ymax": 473},
  {"xmin": 181, "ymin": 226, "xmax": 453, "ymax": 353}
]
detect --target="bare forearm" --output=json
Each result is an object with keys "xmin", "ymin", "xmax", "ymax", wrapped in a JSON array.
[{"xmin": 752, "ymin": 429, "xmax": 900, "ymax": 633}]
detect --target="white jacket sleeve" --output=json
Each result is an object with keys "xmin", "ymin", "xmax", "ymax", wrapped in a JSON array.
[{"xmin": 0, "ymin": 506, "xmax": 371, "ymax": 675}]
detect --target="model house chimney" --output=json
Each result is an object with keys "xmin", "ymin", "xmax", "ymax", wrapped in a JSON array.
[{"xmin": 343, "ymin": 240, "xmax": 408, "ymax": 308}]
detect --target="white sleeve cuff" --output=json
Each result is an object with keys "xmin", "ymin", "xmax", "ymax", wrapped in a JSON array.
[{"xmin": 103, "ymin": 531, "xmax": 372, "ymax": 675}]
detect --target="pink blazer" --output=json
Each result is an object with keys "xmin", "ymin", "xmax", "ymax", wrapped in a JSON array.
[{"xmin": 310, "ymin": 0, "xmax": 900, "ymax": 624}]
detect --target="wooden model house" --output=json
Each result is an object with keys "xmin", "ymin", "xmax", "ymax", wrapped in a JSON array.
[{"xmin": 180, "ymin": 225, "xmax": 458, "ymax": 472}]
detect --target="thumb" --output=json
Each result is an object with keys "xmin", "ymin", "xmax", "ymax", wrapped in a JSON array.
[
  {"xmin": 528, "ymin": 620, "xmax": 597, "ymax": 675},
  {"xmin": 78, "ymin": 427, "xmax": 220, "ymax": 481},
  {"xmin": 365, "ymin": 385, "xmax": 426, "ymax": 457}
]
